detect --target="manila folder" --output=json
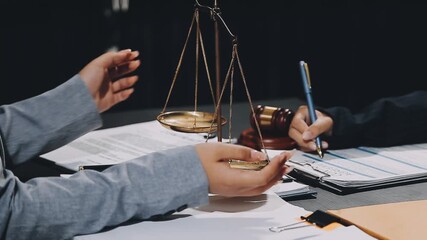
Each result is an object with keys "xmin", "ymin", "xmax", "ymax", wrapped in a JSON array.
[{"xmin": 328, "ymin": 199, "xmax": 427, "ymax": 240}]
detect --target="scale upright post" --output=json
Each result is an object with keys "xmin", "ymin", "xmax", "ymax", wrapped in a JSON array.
[
  {"xmin": 213, "ymin": 0, "xmax": 222, "ymax": 142},
  {"xmin": 158, "ymin": 1, "xmax": 270, "ymax": 169}
]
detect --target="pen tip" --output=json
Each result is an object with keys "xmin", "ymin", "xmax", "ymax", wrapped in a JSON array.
[{"xmin": 316, "ymin": 148, "xmax": 324, "ymax": 159}]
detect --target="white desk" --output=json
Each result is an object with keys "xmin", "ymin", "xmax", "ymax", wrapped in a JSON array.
[{"xmin": 75, "ymin": 192, "xmax": 373, "ymax": 240}]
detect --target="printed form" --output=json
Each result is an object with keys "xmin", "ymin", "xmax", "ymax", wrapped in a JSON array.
[
  {"xmin": 268, "ymin": 144, "xmax": 427, "ymax": 188},
  {"xmin": 41, "ymin": 121, "xmax": 207, "ymax": 171}
]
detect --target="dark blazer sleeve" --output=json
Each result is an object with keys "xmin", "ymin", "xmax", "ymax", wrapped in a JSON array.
[{"xmin": 323, "ymin": 91, "xmax": 427, "ymax": 149}]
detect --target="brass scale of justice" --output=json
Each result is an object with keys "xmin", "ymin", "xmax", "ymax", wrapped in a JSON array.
[{"xmin": 156, "ymin": 0, "xmax": 287, "ymax": 170}]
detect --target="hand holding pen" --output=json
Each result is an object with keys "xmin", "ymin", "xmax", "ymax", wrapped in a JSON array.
[
  {"xmin": 290, "ymin": 61, "xmax": 330, "ymax": 158},
  {"xmin": 288, "ymin": 105, "xmax": 332, "ymax": 154}
]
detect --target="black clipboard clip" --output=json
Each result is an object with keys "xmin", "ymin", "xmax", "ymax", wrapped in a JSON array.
[
  {"xmin": 288, "ymin": 159, "xmax": 331, "ymax": 182},
  {"xmin": 269, "ymin": 210, "xmax": 349, "ymax": 233},
  {"xmin": 78, "ymin": 164, "xmax": 114, "ymax": 171}
]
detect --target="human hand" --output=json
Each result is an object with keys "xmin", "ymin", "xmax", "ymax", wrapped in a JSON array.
[
  {"xmin": 288, "ymin": 105, "xmax": 333, "ymax": 152},
  {"xmin": 195, "ymin": 142, "xmax": 292, "ymax": 197},
  {"xmin": 79, "ymin": 49, "xmax": 141, "ymax": 113}
]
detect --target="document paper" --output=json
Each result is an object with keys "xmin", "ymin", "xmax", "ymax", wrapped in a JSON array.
[
  {"xmin": 41, "ymin": 121, "xmax": 207, "ymax": 171},
  {"xmin": 272, "ymin": 143, "xmax": 427, "ymax": 188},
  {"xmin": 75, "ymin": 191, "xmax": 375, "ymax": 240}
]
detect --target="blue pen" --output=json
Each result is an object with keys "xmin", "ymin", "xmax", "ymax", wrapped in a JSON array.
[{"xmin": 299, "ymin": 61, "xmax": 324, "ymax": 158}]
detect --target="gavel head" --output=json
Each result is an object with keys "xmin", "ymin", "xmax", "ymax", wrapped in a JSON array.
[{"xmin": 249, "ymin": 105, "xmax": 294, "ymax": 136}]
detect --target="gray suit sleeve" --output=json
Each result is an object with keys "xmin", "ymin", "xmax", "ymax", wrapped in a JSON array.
[
  {"xmin": 1, "ymin": 145, "xmax": 209, "ymax": 240},
  {"xmin": 0, "ymin": 75, "xmax": 210, "ymax": 239},
  {"xmin": 0, "ymin": 75, "xmax": 102, "ymax": 165}
]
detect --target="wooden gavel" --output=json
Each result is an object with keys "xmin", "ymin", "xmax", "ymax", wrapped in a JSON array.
[
  {"xmin": 249, "ymin": 105, "xmax": 294, "ymax": 135},
  {"xmin": 238, "ymin": 105, "xmax": 296, "ymax": 150}
]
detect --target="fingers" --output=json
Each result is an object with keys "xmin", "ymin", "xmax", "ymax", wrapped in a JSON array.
[
  {"xmin": 201, "ymin": 142, "xmax": 268, "ymax": 163},
  {"xmin": 107, "ymin": 53, "xmax": 141, "ymax": 81},
  {"xmin": 99, "ymin": 49, "xmax": 139, "ymax": 68},
  {"xmin": 233, "ymin": 167, "xmax": 285, "ymax": 196},
  {"xmin": 288, "ymin": 108, "xmax": 309, "ymax": 149},
  {"xmin": 289, "ymin": 105, "xmax": 332, "ymax": 152},
  {"xmin": 110, "ymin": 76, "xmax": 138, "ymax": 105},
  {"xmin": 302, "ymin": 113, "xmax": 332, "ymax": 151},
  {"xmin": 303, "ymin": 117, "xmax": 333, "ymax": 141},
  {"xmin": 109, "ymin": 58, "xmax": 141, "ymax": 80},
  {"xmin": 113, "ymin": 88, "xmax": 135, "ymax": 104},
  {"xmin": 260, "ymin": 151, "xmax": 291, "ymax": 180},
  {"xmin": 196, "ymin": 143, "xmax": 291, "ymax": 197},
  {"xmin": 250, "ymin": 152, "xmax": 295, "ymax": 194},
  {"xmin": 112, "ymin": 75, "xmax": 139, "ymax": 93},
  {"xmin": 229, "ymin": 151, "xmax": 290, "ymax": 189},
  {"xmin": 226, "ymin": 152, "xmax": 292, "ymax": 196},
  {"xmin": 244, "ymin": 166, "xmax": 287, "ymax": 196}
]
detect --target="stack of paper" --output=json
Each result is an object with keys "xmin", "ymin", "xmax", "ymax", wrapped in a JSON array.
[
  {"xmin": 271, "ymin": 181, "xmax": 316, "ymax": 200},
  {"xmin": 269, "ymin": 144, "xmax": 427, "ymax": 192}
]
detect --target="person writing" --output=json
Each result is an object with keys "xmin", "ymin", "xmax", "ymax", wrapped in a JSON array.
[
  {"xmin": 288, "ymin": 91, "xmax": 427, "ymax": 151},
  {"xmin": 0, "ymin": 49, "xmax": 291, "ymax": 240}
]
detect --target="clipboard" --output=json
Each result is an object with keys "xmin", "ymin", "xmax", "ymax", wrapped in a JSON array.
[
  {"xmin": 289, "ymin": 166, "xmax": 427, "ymax": 195},
  {"xmin": 285, "ymin": 144, "xmax": 427, "ymax": 194}
]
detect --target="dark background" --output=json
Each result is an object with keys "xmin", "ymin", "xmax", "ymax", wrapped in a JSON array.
[{"xmin": 1, "ymin": 0, "xmax": 426, "ymax": 113}]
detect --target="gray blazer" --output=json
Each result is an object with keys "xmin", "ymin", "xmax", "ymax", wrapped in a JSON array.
[{"xmin": 0, "ymin": 75, "xmax": 209, "ymax": 240}]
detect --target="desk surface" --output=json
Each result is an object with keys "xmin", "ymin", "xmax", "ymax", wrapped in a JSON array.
[{"xmin": 15, "ymin": 98, "xmax": 427, "ymax": 212}]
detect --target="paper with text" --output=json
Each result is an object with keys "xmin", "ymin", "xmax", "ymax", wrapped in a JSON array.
[
  {"xmin": 268, "ymin": 143, "xmax": 427, "ymax": 188},
  {"xmin": 41, "ymin": 121, "xmax": 207, "ymax": 171}
]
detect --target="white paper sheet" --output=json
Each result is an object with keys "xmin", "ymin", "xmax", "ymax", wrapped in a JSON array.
[
  {"xmin": 74, "ymin": 192, "xmax": 374, "ymax": 240},
  {"xmin": 41, "ymin": 121, "xmax": 209, "ymax": 171},
  {"xmin": 271, "ymin": 181, "xmax": 312, "ymax": 197}
]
